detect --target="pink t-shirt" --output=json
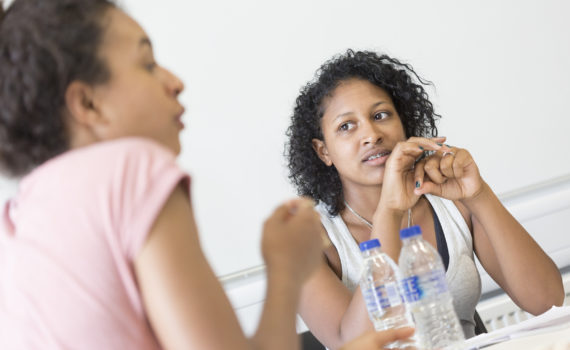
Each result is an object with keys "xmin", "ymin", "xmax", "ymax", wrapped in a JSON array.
[{"xmin": 0, "ymin": 138, "xmax": 189, "ymax": 349}]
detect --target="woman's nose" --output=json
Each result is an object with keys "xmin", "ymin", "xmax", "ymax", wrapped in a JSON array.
[
  {"xmin": 161, "ymin": 67, "xmax": 185, "ymax": 97},
  {"xmin": 360, "ymin": 120, "xmax": 382, "ymax": 146}
]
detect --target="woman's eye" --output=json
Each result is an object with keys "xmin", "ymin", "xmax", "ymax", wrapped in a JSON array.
[
  {"xmin": 145, "ymin": 62, "xmax": 157, "ymax": 72},
  {"xmin": 374, "ymin": 111, "xmax": 389, "ymax": 120},
  {"xmin": 339, "ymin": 122, "xmax": 354, "ymax": 132}
]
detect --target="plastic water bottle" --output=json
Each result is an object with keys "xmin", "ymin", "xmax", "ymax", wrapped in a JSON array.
[
  {"xmin": 359, "ymin": 239, "xmax": 415, "ymax": 349},
  {"xmin": 398, "ymin": 225, "xmax": 465, "ymax": 350}
]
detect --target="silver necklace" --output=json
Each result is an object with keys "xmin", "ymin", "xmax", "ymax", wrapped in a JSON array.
[
  {"xmin": 344, "ymin": 200, "xmax": 373, "ymax": 228},
  {"xmin": 344, "ymin": 200, "xmax": 413, "ymax": 228}
]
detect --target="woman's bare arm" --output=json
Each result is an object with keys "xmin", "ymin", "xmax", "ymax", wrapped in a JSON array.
[
  {"xmin": 461, "ymin": 183, "xmax": 564, "ymax": 314},
  {"xmin": 135, "ymin": 186, "xmax": 323, "ymax": 350},
  {"xmin": 297, "ymin": 229, "xmax": 375, "ymax": 349}
]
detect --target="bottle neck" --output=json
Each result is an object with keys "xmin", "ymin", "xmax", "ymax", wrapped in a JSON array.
[
  {"xmin": 360, "ymin": 247, "xmax": 382, "ymax": 259},
  {"xmin": 402, "ymin": 235, "xmax": 422, "ymax": 245}
]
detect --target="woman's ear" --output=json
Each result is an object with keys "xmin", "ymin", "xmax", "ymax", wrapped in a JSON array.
[
  {"xmin": 311, "ymin": 138, "xmax": 333, "ymax": 166},
  {"xmin": 64, "ymin": 80, "xmax": 104, "ymax": 128}
]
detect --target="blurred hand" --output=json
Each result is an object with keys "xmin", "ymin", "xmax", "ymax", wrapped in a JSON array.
[
  {"xmin": 414, "ymin": 146, "xmax": 484, "ymax": 201},
  {"xmin": 261, "ymin": 197, "xmax": 323, "ymax": 285},
  {"xmin": 340, "ymin": 328, "xmax": 415, "ymax": 350}
]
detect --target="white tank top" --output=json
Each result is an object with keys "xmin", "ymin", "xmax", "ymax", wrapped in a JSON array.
[{"xmin": 315, "ymin": 194, "xmax": 481, "ymax": 338}]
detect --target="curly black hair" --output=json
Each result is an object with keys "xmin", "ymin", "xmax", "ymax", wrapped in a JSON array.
[
  {"xmin": 285, "ymin": 50, "xmax": 440, "ymax": 216},
  {"xmin": 0, "ymin": 0, "xmax": 115, "ymax": 177}
]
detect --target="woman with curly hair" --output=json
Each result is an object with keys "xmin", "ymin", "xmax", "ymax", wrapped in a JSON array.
[{"xmin": 286, "ymin": 49, "xmax": 564, "ymax": 349}]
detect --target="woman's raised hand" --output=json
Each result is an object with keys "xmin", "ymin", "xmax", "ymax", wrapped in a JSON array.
[
  {"xmin": 413, "ymin": 145, "xmax": 484, "ymax": 201},
  {"xmin": 378, "ymin": 136, "xmax": 447, "ymax": 213},
  {"xmin": 261, "ymin": 197, "xmax": 323, "ymax": 285}
]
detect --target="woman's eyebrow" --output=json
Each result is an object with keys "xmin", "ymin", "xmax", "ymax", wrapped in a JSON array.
[
  {"xmin": 334, "ymin": 101, "xmax": 387, "ymax": 121},
  {"xmin": 370, "ymin": 101, "xmax": 387, "ymax": 109},
  {"xmin": 334, "ymin": 110, "xmax": 354, "ymax": 121}
]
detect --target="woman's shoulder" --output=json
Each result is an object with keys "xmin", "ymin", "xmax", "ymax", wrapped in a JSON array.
[
  {"xmin": 81, "ymin": 137, "xmax": 176, "ymax": 161},
  {"xmin": 54, "ymin": 137, "xmax": 173, "ymax": 169},
  {"xmin": 21, "ymin": 137, "xmax": 182, "ymax": 192},
  {"xmin": 315, "ymin": 201, "xmax": 332, "ymax": 217}
]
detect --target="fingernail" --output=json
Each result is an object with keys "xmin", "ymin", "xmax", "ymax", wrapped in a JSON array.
[
  {"xmin": 419, "ymin": 146, "xmax": 424, "ymax": 150},
  {"xmin": 436, "ymin": 143, "xmax": 443, "ymax": 147},
  {"xmin": 445, "ymin": 144, "xmax": 452, "ymax": 148},
  {"xmin": 415, "ymin": 181, "xmax": 420, "ymax": 188}
]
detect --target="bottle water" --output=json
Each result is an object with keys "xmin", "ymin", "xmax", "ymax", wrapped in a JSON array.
[
  {"xmin": 359, "ymin": 239, "xmax": 415, "ymax": 349},
  {"xmin": 398, "ymin": 225, "xmax": 465, "ymax": 350}
]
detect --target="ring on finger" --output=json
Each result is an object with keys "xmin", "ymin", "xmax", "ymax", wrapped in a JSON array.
[{"xmin": 442, "ymin": 151, "xmax": 455, "ymax": 157}]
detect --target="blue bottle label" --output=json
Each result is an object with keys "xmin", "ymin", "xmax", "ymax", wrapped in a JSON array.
[
  {"xmin": 364, "ymin": 282, "xmax": 403, "ymax": 311},
  {"xmin": 401, "ymin": 276, "xmax": 423, "ymax": 302},
  {"xmin": 401, "ymin": 270, "xmax": 448, "ymax": 303}
]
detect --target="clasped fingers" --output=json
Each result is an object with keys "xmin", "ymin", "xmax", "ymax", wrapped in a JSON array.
[
  {"xmin": 415, "ymin": 146, "xmax": 470, "ymax": 182},
  {"xmin": 439, "ymin": 146, "xmax": 472, "ymax": 179},
  {"xmin": 387, "ymin": 136, "xmax": 448, "ymax": 171}
]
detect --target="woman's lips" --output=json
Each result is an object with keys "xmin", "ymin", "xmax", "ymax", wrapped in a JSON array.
[
  {"xmin": 174, "ymin": 108, "xmax": 185, "ymax": 130},
  {"xmin": 362, "ymin": 151, "xmax": 391, "ymax": 165}
]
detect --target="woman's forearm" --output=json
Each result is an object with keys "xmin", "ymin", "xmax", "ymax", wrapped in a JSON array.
[
  {"xmin": 461, "ymin": 182, "xmax": 564, "ymax": 313},
  {"xmin": 337, "ymin": 286, "xmax": 375, "ymax": 347},
  {"xmin": 371, "ymin": 208, "xmax": 405, "ymax": 263},
  {"xmin": 250, "ymin": 271, "xmax": 302, "ymax": 350}
]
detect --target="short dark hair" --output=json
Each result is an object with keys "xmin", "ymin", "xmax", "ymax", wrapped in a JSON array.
[
  {"xmin": 285, "ymin": 49, "xmax": 440, "ymax": 216},
  {"xmin": 0, "ymin": 0, "xmax": 115, "ymax": 177}
]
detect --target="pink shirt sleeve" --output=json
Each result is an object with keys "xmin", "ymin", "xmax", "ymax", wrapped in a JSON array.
[
  {"xmin": 0, "ymin": 138, "xmax": 189, "ymax": 350},
  {"xmin": 108, "ymin": 138, "xmax": 190, "ymax": 260}
]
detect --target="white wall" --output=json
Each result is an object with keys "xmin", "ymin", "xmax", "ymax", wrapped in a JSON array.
[
  {"xmin": 2, "ymin": 0, "xmax": 570, "ymax": 279},
  {"xmin": 126, "ymin": 0, "xmax": 570, "ymax": 277}
]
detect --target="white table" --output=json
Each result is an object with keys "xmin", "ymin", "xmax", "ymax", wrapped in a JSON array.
[{"xmin": 465, "ymin": 306, "xmax": 570, "ymax": 350}]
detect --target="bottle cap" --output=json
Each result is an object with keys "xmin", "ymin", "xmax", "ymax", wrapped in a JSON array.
[
  {"xmin": 400, "ymin": 225, "xmax": 422, "ymax": 239},
  {"xmin": 359, "ymin": 238, "xmax": 381, "ymax": 252}
]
